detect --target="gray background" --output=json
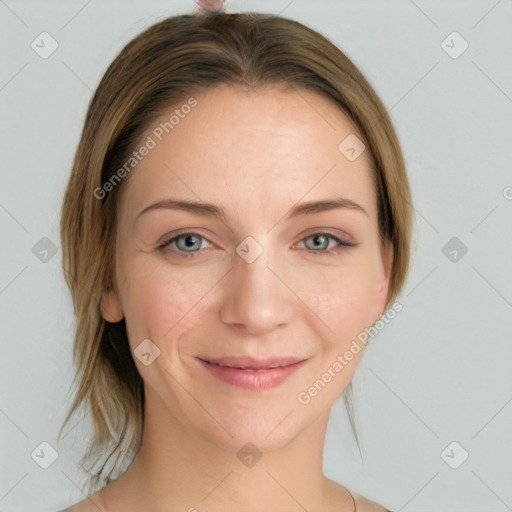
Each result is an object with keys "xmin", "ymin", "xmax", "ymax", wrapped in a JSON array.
[{"xmin": 1, "ymin": 1, "xmax": 512, "ymax": 510}]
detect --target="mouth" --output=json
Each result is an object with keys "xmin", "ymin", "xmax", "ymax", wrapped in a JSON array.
[
  {"xmin": 196, "ymin": 356, "xmax": 306, "ymax": 390},
  {"xmin": 199, "ymin": 355, "xmax": 303, "ymax": 370}
]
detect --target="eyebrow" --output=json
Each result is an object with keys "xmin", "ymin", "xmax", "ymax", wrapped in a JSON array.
[{"xmin": 135, "ymin": 196, "xmax": 368, "ymax": 223}]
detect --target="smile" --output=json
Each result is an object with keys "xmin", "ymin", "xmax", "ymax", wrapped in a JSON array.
[{"xmin": 197, "ymin": 356, "xmax": 306, "ymax": 390}]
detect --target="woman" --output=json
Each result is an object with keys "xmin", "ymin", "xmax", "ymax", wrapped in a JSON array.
[{"xmin": 59, "ymin": 10, "xmax": 412, "ymax": 512}]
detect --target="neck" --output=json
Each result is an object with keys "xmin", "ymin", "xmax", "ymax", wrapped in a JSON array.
[{"xmin": 99, "ymin": 387, "xmax": 351, "ymax": 512}]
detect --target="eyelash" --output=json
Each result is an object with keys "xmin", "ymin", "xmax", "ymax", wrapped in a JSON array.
[{"xmin": 157, "ymin": 230, "xmax": 356, "ymax": 258}]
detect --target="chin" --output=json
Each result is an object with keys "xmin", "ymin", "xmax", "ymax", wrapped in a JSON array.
[
  {"xmin": 195, "ymin": 391, "xmax": 329, "ymax": 455},
  {"xmin": 205, "ymin": 414, "xmax": 305, "ymax": 455}
]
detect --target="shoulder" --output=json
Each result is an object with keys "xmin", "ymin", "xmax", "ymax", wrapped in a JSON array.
[
  {"xmin": 324, "ymin": 479, "xmax": 390, "ymax": 512},
  {"xmin": 58, "ymin": 491, "xmax": 106, "ymax": 512},
  {"xmin": 353, "ymin": 492, "xmax": 391, "ymax": 512}
]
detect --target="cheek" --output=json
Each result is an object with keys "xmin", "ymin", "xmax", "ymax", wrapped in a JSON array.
[
  {"xmin": 119, "ymin": 258, "xmax": 219, "ymax": 349},
  {"xmin": 299, "ymin": 255, "xmax": 384, "ymax": 343}
]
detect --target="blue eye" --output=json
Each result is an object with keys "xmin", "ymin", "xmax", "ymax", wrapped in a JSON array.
[
  {"xmin": 301, "ymin": 233, "xmax": 355, "ymax": 254},
  {"xmin": 158, "ymin": 231, "xmax": 355, "ymax": 258},
  {"xmin": 175, "ymin": 233, "xmax": 203, "ymax": 252},
  {"xmin": 159, "ymin": 232, "xmax": 212, "ymax": 254}
]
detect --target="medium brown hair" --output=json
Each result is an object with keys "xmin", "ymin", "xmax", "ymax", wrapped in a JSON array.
[{"xmin": 59, "ymin": 11, "xmax": 413, "ymax": 494}]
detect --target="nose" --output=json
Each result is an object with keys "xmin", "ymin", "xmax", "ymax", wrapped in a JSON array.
[{"xmin": 218, "ymin": 242, "xmax": 294, "ymax": 336}]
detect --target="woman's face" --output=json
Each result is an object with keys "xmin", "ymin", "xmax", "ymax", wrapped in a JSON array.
[{"xmin": 102, "ymin": 84, "xmax": 392, "ymax": 451}]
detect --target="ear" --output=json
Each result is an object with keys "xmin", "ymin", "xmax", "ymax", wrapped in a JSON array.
[{"xmin": 100, "ymin": 287, "xmax": 124, "ymax": 323}]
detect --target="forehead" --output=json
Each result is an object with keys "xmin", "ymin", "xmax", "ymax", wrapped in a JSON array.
[{"xmin": 118, "ymin": 84, "xmax": 376, "ymax": 226}]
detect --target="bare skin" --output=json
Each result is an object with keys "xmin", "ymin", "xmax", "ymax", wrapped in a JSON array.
[
  {"xmin": 63, "ymin": 84, "xmax": 392, "ymax": 512},
  {"xmin": 63, "ymin": 487, "xmax": 388, "ymax": 512}
]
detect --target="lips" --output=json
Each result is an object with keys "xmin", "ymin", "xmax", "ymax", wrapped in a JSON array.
[
  {"xmin": 198, "ymin": 356, "xmax": 303, "ymax": 370},
  {"xmin": 197, "ymin": 355, "xmax": 306, "ymax": 390}
]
